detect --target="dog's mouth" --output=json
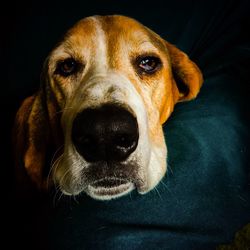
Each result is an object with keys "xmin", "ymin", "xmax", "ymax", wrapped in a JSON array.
[{"xmin": 87, "ymin": 178, "xmax": 135, "ymax": 199}]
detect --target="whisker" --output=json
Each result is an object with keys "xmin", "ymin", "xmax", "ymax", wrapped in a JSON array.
[
  {"xmin": 73, "ymin": 195, "xmax": 79, "ymax": 204},
  {"xmin": 160, "ymin": 179, "xmax": 172, "ymax": 194},
  {"xmin": 47, "ymin": 154, "xmax": 64, "ymax": 188},
  {"xmin": 167, "ymin": 161, "xmax": 174, "ymax": 175},
  {"xmin": 57, "ymin": 191, "xmax": 65, "ymax": 202},
  {"xmin": 59, "ymin": 167, "xmax": 72, "ymax": 187},
  {"xmin": 52, "ymin": 162, "xmax": 78, "ymax": 206},
  {"xmin": 53, "ymin": 185, "xmax": 63, "ymax": 207},
  {"xmin": 47, "ymin": 144, "xmax": 65, "ymax": 189},
  {"xmin": 160, "ymin": 179, "xmax": 180, "ymax": 203},
  {"xmin": 50, "ymin": 144, "xmax": 64, "ymax": 167},
  {"xmin": 154, "ymin": 186, "xmax": 163, "ymax": 200},
  {"xmin": 129, "ymin": 192, "xmax": 132, "ymax": 201}
]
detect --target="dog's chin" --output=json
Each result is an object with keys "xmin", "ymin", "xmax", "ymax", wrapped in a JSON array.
[{"xmin": 86, "ymin": 178, "xmax": 135, "ymax": 200}]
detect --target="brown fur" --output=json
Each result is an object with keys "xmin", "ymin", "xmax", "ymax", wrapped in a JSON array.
[{"xmin": 13, "ymin": 15, "xmax": 203, "ymax": 191}]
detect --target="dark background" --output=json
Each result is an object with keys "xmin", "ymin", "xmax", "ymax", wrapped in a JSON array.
[{"xmin": 2, "ymin": 0, "xmax": 250, "ymax": 249}]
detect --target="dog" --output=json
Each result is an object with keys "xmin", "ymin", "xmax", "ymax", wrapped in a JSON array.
[{"xmin": 13, "ymin": 15, "xmax": 203, "ymax": 200}]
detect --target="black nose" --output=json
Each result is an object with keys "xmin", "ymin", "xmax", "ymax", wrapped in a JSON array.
[{"xmin": 72, "ymin": 104, "xmax": 139, "ymax": 162}]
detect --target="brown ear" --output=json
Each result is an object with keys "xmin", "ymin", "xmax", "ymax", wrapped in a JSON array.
[
  {"xmin": 13, "ymin": 80, "xmax": 63, "ymax": 192},
  {"xmin": 13, "ymin": 54, "xmax": 65, "ymax": 192},
  {"xmin": 13, "ymin": 92, "xmax": 51, "ymax": 190},
  {"xmin": 166, "ymin": 41, "xmax": 203, "ymax": 102}
]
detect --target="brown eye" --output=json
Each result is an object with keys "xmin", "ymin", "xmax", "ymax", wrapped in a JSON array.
[
  {"xmin": 137, "ymin": 56, "xmax": 161, "ymax": 74},
  {"xmin": 56, "ymin": 58, "xmax": 79, "ymax": 77}
]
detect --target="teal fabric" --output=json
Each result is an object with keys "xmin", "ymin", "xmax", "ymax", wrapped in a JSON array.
[{"xmin": 4, "ymin": 0, "xmax": 250, "ymax": 249}]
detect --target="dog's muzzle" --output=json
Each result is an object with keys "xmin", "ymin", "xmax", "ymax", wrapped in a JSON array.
[{"xmin": 72, "ymin": 104, "xmax": 139, "ymax": 162}]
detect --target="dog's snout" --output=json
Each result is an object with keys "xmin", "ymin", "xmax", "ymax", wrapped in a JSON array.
[{"xmin": 72, "ymin": 104, "xmax": 139, "ymax": 162}]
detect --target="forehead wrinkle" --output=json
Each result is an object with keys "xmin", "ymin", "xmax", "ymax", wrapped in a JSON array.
[
  {"xmin": 125, "ymin": 37, "xmax": 161, "ymax": 56},
  {"xmin": 137, "ymin": 40, "xmax": 158, "ymax": 48},
  {"xmin": 145, "ymin": 29, "xmax": 168, "ymax": 53},
  {"xmin": 53, "ymin": 41, "xmax": 85, "ymax": 60}
]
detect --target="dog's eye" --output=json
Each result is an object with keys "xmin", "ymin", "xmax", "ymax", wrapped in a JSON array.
[
  {"xmin": 56, "ymin": 58, "xmax": 79, "ymax": 77},
  {"xmin": 137, "ymin": 56, "xmax": 161, "ymax": 74}
]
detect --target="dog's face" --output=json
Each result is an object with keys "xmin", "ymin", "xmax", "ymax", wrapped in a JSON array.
[{"xmin": 14, "ymin": 15, "xmax": 203, "ymax": 200}]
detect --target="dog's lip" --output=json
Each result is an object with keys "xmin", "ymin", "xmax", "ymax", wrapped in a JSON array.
[
  {"xmin": 87, "ymin": 178, "xmax": 134, "ymax": 198},
  {"xmin": 91, "ymin": 178, "xmax": 129, "ymax": 188}
]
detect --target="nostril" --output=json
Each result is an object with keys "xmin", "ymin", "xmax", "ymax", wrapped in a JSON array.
[
  {"xmin": 113, "ymin": 133, "xmax": 138, "ymax": 154},
  {"xmin": 73, "ymin": 134, "xmax": 101, "ymax": 161},
  {"xmin": 110, "ymin": 132, "xmax": 138, "ymax": 161},
  {"xmin": 114, "ymin": 134, "xmax": 135, "ymax": 148},
  {"xmin": 77, "ymin": 135, "xmax": 95, "ymax": 147}
]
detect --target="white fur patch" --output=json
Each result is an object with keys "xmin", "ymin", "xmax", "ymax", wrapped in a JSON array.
[{"xmin": 89, "ymin": 16, "xmax": 108, "ymax": 73}]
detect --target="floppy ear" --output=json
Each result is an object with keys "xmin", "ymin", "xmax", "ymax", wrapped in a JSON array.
[
  {"xmin": 13, "ymin": 73, "xmax": 63, "ymax": 191},
  {"xmin": 13, "ymin": 92, "xmax": 50, "ymax": 190},
  {"xmin": 166, "ymin": 41, "xmax": 203, "ymax": 103}
]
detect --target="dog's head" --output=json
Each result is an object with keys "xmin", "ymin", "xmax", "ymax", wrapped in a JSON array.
[{"xmin": 14, "ymin": 15, "xmax": 203, "ymax": 200}]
